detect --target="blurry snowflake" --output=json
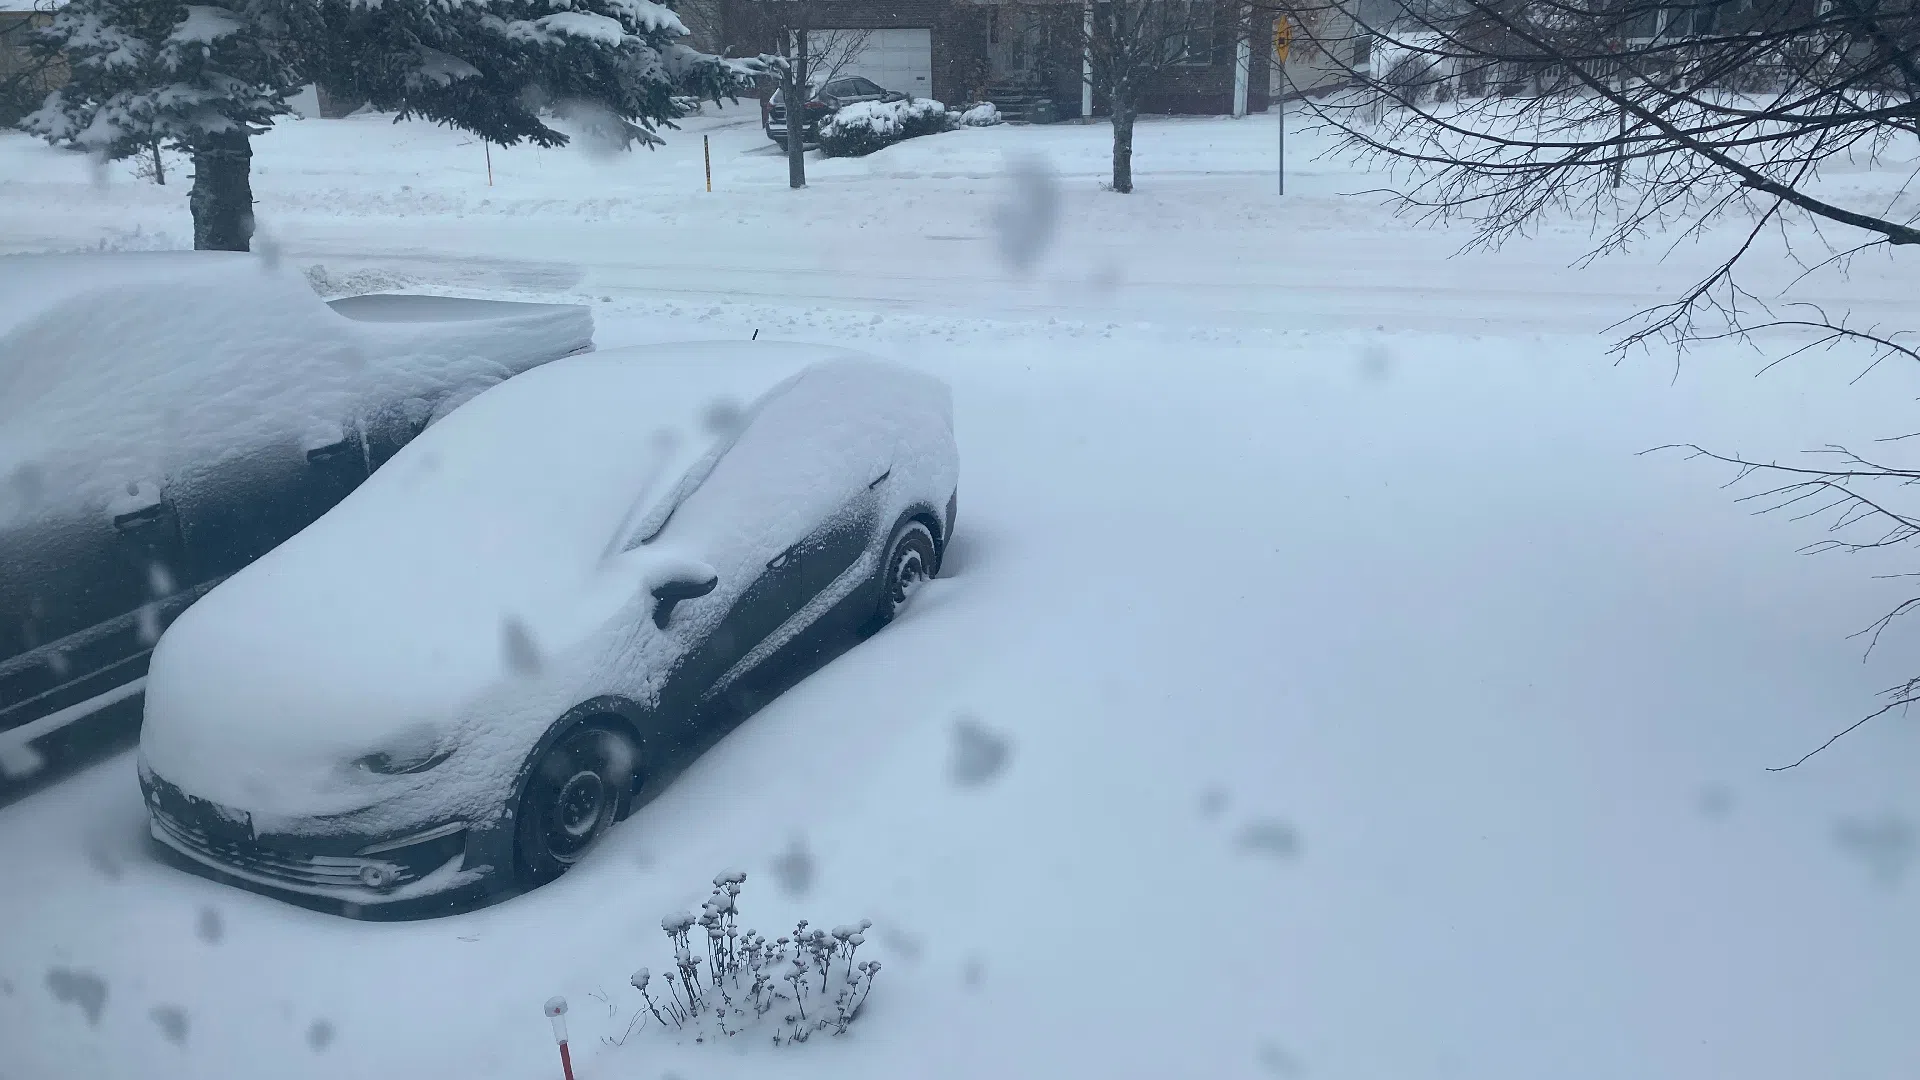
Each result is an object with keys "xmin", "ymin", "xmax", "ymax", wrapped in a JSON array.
[
  {"xmin": 878, "ymin": 923, "xmax": 923, "ymax": 964},
  {"xmin": 702, "ymin": 397, "xmax": 746, "ymax": 436},
  {"xmin": 990, "ymin": 155, "xmax": 1061, "ymax": 274},
  {"xmin": 1236, "ymin": 819, "xmax": 1303, "ymax": 860},
  {"xmin": 1199, "ymin": 786, "xmax": 1230, "ymax": 819},
  {"xmin": 136, "ymin": 603, "xmax": 162, "ymax": 646},
  {"xmin": 1696, "ymin": 786, "xmax": 1733, "ymax": 821},
  {"xmin": 254, "ymin": 231, "xmax": 284, "ymax": 272},
  {"xmin": 83, "ymin": 834, "xmax": 124, "ymax": 880},
  {"xmin": 1355, "ymin": 344, "xmax": 1394, "ymax": 382},
  {"xmin": 0, "ymin": 742, "xmax": 45, "ymax": 782},
  {"xmin": 501, "ymin": 617, "xmax": 543, "ymax": 677},
  {"xmin": 196, "ymin": 906, "xmax": 224, "ymax": 945},
  {"xmin": 306, "ymin": 1018, "xmax": 337, "ymax": 1052},
  {"xmin": 948, "ymin": 716, "xmax": 1012, "ymax": 789},
  {"xmin": 771, "ymin": 834, "xmax": 814, "ymax": 898},
  {"xmin": 2, "ymin": 461, "xmax": 46, "ymax": 515},
  {"xmin": 962, "ymin": 955, "xmax": 985, "ymax": 989},
  {"xmin": 1257, "ymin": 1040, "xmax": 1305, "ymax": 1076},
  {"xmin": 45, "ymin": 968, "xmax": 107, "ymax": 1026},
  {"xmin": 148, "ymin": 561, "xmax": 176, "ymax": 598},
  {"xmin": 1833, "ymin": 813, "xmax": 1914, "ymax": 889},
  {"xmin": 150, "ymin": 1004, "xmax": 189, "ymax": 1045}
]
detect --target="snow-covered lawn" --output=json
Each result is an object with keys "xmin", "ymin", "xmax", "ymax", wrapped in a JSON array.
[{"xmin": 1, "ymin": 108, "xmax": 1916, "ymax": 1080}]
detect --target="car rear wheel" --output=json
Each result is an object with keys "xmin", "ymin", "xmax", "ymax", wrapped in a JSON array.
[
  {"xmin": 866, "ymin": 519, "xmax": 937, "ymax": 632},
  {"xmin": 513, "ymin": 721, "xmax": 636, "ymax": 885}
]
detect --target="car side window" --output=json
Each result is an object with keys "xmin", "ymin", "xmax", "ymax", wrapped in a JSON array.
[
  {"xmin": 851, "ymin": 78, "xmax": 884, "ymax": 96},
  {"xmin": 823, "ymin": 80, "xmax": 854, "ymax": 98}
]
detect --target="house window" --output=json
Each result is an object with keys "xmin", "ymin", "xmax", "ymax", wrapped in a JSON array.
[{"xmin": 1162, "ymin": 1, "xmax": 1214, "ymax": 66}]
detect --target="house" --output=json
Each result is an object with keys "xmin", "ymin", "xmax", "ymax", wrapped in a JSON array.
[{"xmin": 708, "ymin": 0, "xmax": 1282, "ymax": 120}]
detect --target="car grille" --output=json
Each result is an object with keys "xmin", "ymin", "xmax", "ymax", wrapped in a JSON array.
[{"xmin": 150, "ymin": 806, "xmax": 423, "ymax": 890}]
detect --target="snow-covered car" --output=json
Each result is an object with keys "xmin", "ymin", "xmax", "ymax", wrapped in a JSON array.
[
  {"xmin": 136, "ymin": 342, "xmax": 958, "ymax": 910},
  {"xmin": 763, "ymin": 75, "xmax": 905, "ymax": 145},
  {"xmin": 0, "ymin": 253, "xmax": 592, "ymax": 782}
]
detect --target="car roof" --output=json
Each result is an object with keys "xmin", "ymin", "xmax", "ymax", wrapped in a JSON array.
[{"xmin": 285, "ymin": 342, "xmax": 907, "ymax": 587}]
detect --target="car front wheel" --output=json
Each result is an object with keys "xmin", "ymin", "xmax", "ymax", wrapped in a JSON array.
[
  {"xmin": 867, "ymin": 519, "xmax": 938, "ymax": 632},
  {"xmin": 513, "ymin": 721, "xmax": 636, "ymax": 885}
]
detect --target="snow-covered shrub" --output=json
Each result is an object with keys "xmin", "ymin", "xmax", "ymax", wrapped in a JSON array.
[
  {"xmin": 953, "ymin": 101, "xmax": 1003, "ymax": 127},
  {"xmin": 818, "ymin": 98, "xmax": 954, "ymax": 157},
  {"xmin": 609, "ymin": 871, "xmax": 880, "ymax": 1046}
]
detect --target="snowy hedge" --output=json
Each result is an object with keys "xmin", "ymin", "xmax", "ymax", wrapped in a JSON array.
[
  {"xmin": 818, "ymin": 98, "xmax": 955, "ymax": 157},
  {"xmin": 954, "ymin": 102, "xmax": 1002, "ymax": 128}
]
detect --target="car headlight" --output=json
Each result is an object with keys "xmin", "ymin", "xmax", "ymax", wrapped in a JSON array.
[{"xmin": 353, "ymin": 738, "xmax": 453, "ymax": 776}]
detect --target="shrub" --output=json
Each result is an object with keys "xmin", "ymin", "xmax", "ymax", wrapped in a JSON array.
[
  {"xmin": 608, "ymin": 871, "xmax": 881, "ymax": 1047},
  {"xmin": 954, "ymin": 101, "xmax": 1003, "ymax": 128},
  {"xmin": 819, "ymin": 98, "xmax": 955, "ymax": 157}
]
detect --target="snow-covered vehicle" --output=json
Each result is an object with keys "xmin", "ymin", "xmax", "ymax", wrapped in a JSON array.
[
  {"xmin": 0, "ymin": 253, "xmax": 592, "ymax": 778},
  {"xmin": 136, "ymin": 343, "xmax": 958, "ymax": 910},
  {"xmin": 764, "ymin": 75, "xmax": 905, "ymax": 145}
]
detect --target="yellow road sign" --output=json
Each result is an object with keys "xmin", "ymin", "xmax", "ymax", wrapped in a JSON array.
[{"xmin": 1274, "ymin": 17, "xmax": 1292, "ymax": 62}]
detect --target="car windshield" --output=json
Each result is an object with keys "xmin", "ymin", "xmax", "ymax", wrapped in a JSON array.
[{"xmin": 3, "ymin": 1, "xmax": 1915, "ymax": 1079}]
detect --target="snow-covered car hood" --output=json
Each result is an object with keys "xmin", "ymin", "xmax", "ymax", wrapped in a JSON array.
[{"xmin": 138, "ymin": 342, "xmax": 917, "ymax": 819}]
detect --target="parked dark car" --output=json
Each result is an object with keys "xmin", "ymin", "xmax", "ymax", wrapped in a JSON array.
[
  {"xmin": 763, "ymin": 76, "xmax": 906, "ymax": 145},
  {"xmin": 0, "ymin": 253, "xmax": 592, "ymax": 781},
  {"xmin": 136, "ymin": 343, "xmax": 958, "ymax": 913}
]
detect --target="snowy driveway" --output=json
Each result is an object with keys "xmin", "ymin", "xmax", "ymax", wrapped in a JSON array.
[{"xmin": 1, "ymin": 114, "xmax": 1917, "ymax": 1080}]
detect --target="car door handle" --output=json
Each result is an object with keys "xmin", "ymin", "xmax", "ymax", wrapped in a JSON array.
[
  {"xmin": 768, "ymin": 546, "xmax": 796, "ymax": 570},
  {"xmin": 306, "ymin": 437, "xmax": 355, "ymax": 465},
  {"xmin": 112, "ymin": 502, "xmax": 165, "ymax": 531}
]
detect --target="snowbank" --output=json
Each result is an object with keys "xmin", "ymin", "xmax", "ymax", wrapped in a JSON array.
[{"xmin": 0, "ymin": 253, "xmax": 590, "ymax": 532}]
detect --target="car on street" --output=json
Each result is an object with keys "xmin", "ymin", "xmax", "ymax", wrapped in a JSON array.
[
  {"xmin": 0, "ymin": 253, "xmax": 593, "ymax": 783},
  {"xmin": 136, "ymin": 342, "xmax": 958, "ymax": 911},
  {"xmin": 763, "ymin": 75, "xmax": 906, "ymax": 146}
]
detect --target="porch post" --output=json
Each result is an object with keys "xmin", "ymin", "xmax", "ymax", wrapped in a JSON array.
[
  {"xmin": 1081, "ymin": 0, "xmax": 1093, "ymax": 121},
  {"xmin": 1232, "ymin": 5, "xmax": 1251, "ymax": 118}
]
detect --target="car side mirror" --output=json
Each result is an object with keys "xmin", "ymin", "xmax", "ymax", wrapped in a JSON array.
[{"xmin": 651, "ymin": 572, "xmax": 718, "ymax": 629}]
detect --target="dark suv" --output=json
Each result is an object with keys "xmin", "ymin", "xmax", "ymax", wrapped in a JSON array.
[{"xmin": 763, "ymin": 76, "xmax": 905, "ymax": 146}]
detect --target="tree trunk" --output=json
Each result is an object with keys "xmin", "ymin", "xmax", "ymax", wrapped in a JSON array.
[
  {"xmin": 1110, "ymin": 104, "xmax": 1135, "ymax": 193},
  {"xmin": 190, "ymin": 130, "xmax": 254, "ymax": 251},
  {"xmin": 784, "ymin": 24, "xmax": 809, "ymax": 189}
]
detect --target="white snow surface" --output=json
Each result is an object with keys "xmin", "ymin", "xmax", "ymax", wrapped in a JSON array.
[
  {"xmin": 0, "ymin": 253, "xmax": 589, "ymax": 529},
  {"xmin": 139, "ymin": 344, "xmax": 955, "ymax": 831},
  {"xmin": 0, "ymin": 111, "xmax": 1917, "ymax": 1080}
]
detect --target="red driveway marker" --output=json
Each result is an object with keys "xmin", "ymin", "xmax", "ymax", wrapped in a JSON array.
[{"xmin": 544, "ymin": 997, "xmax": 575, "ymax": 1080}]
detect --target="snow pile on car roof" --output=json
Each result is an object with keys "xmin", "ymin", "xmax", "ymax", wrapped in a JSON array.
[{"xmin": 0, "ymin": 252, "xmax": 590, "ymax": 530}]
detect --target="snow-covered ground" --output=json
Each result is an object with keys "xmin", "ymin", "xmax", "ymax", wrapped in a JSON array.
[{"xmin": 1, "ymin": 108, "xmax": 1917, "ymax": 1080}]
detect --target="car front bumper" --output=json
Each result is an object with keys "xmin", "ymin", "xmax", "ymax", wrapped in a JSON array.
[{"xmin": 139, "ymin": 762, "xmax": 495, "ymax": 909}]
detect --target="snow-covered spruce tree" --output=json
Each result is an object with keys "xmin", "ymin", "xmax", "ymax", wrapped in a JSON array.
[
  {"xmin": 21, "ymin": 0, "xmax": 309, "ymax": 250},
  {"xmin": 22, "ymin": 0, "xmax": 761, "ymax": 251},
  {"xmin": 304, "ymin": 0, "xmax": 760, "ymax": 154}
]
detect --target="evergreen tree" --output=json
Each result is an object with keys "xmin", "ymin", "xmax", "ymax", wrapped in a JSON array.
[{"xmin": 21, "ymin": 0, "xmax": 762, "ymax": 251}]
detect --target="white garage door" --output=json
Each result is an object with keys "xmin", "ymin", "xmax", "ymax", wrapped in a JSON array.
[{"xmin": 809, "ymin": 27, "xmax": 933, "ymax": 98}]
